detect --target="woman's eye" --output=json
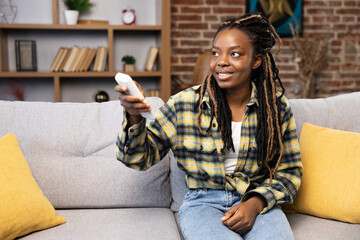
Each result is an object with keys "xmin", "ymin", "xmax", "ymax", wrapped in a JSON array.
[
  {"xmin": 231, "ymin": 52, "xmax": 241, "ymax": 57},
  {"xmin": 212, "ymin": 51, "xmax": 219, "ymax": 57}
]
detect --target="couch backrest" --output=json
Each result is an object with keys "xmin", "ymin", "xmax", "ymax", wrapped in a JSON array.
[
  {"xmin": 289, "ymin": 91, "xmax": 360, "ymax": 138},
  {"xmin": 0, "ymin": 98, "xmax": 171, "ymax": 209}
]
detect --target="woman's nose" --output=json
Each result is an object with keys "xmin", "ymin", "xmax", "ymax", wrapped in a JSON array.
[{"xmin": 217, "ymin": 54, "xmax": 229, "ymax": 67}]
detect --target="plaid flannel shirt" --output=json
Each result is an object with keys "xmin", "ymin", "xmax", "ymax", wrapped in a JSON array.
[{"xmin": 116, "ymin": 82, "xmax": 303, "ymax": 213}]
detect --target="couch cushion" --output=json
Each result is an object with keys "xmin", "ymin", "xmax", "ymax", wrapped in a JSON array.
[
  {"xmin": 170, "ymin": 152, "xmax": 187, "ymax": 212},
  {"xmin": 286, "ymin": 213, "xmax": 360, "ymax": 240},
  {"xmin": 283, "ymin": 123, "xmax": 360, "ymax": 223},
  {"xmin": 0, "ymin": 133, "xmax": 65, "ymax": 240},
  {"xmin": 19, "ymin": 208, "xmax": 182, "ymax": 240},
  {"xmin": 0, "ymin": 98, "xmax": 171, "ymax": 209},
  {"xmin": 289, "ymin": 91, "xmax": 360, "ymax": 138}
]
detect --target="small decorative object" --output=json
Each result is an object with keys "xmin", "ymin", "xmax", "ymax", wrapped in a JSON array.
[
  {"xmin": 64, "ymin": 10, "xmax": 79, "ymax": 25},
  {"xmin": 0, "ymin": 79, "xmax": 24, "ymax": 101},
  {"xmin": 122, "ymin": 55, "xmax": 136, "ymax": 72},
  {"xmin": 291, "ymin": 25, "xmax": 327, "ymax": 98},
  {"xmin": 94, "ymin": 90, "xmax": 109, "ymax": 102},
  {"xmin": 63, "ymin": 0, "xmax": 93, "ymax": 25},
  {"xmin": 246, "ymin": 0, "xmax": 303, "ymax": 37},
  {"xmin": 0, "ymin": 0, "xmax": 17, "ymax": 23},
  {"xmin": 11, "ymin": 80, "xmax": 24, "ymax": 101},
  {"xmin": 122, "ymin": 8, "xmax": 136, "ymax": 25},
  {"xmin": 15, "ymin": 40, "xmax": 37, "ymax": 71}
]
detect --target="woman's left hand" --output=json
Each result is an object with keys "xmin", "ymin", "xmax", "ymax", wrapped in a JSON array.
[{"xmin": 221, "ymin": 195, "xmax": 266, "ymax": 234}]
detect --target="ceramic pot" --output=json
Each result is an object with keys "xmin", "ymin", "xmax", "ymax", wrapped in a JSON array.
[
  {"xmin": 124, "ymin": 64, "xmax": 135, "ymax": 72},
  {"xmin": 64, "ymin": 10, "xmax": 79, "ymax": 25}
]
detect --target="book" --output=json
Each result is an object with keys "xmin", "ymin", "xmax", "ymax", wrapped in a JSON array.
[
  {"xmin": 54, "ymin": 48, "xmax": 69, "ymax": 72},
  {"xmin": 145, "ymin": 46, "xmax": 159, "ymax": 71},
  {"xmin": 79, "ymin": 47, "xmax": 91, "ymax": 71},
  {"xmin": 93, "ymin": 47, "xmax": 102, "ymax": 72},
  {"xmin": 69, "ymin": 47, "xmax": 85, "ymax": 72},
  {"xmin": 73, "ymin": 47, "xmax": 88, "ymax": 72},
  {"xmin": 62, "ymin": 46, "xmax": 79, "ymax": 72},
  {"xmin": 95, "ymin": 47, "xmax": 104, "ymax": 72},
  {"xmin": 78, "ymin": 48, "xmax": 91, "ymax": 72},
  {"xmin": 93, "ymin": 46, "xmax": 108, "ymax": 72},
  {"xmin": 50, "ymin": 47, "xmax": 64, "ymax": 72},
  {"xmin": 146, "ymin": 89, "xmax": 160, "ymax": 97},
  {"xmin": 58, "ymin": 48, "xmax": 72, "ymax": 72},
  {"xmin": 82, "ymin": 48, "xmax": 97, "ymax": 72},
  {"xmin": 99, "ymin": 46, "xmax": 109, "ymax": 72}
]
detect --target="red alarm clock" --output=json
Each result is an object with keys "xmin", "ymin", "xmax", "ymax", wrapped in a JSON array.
[{"xmin": 122, "ymin": 9, "xmax": 136, "ymax": 25}]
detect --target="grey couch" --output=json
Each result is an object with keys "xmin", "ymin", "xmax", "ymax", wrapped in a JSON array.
[{"xmin": 0, "ymin": 92, "xmax": 359, "ymax": 240}]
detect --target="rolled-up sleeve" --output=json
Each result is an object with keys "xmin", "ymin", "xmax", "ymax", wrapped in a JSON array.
[{"xmin": 116, "ymin": 97, "xmax": 178, "ymax": 171}]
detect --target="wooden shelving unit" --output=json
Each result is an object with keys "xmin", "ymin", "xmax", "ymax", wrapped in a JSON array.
[{"xmin": 0, "ymin": 0, "xmax": 171, "ymax": 102}]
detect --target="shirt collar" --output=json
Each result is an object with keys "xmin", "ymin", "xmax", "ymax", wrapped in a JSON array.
[
  {"xmin": 247, "ymin": 81, "xmax": 259, "ymax": 107},
  {"xmin": 199, "ymin": 81, "xmax": 259, "ymax": 109}
]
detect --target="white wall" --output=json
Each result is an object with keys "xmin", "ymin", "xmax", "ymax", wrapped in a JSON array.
[
  {"xmin": 3, "ymin": 0, "xmax": 161, "ymax": 102},
  {"xmin": 13, "ymin": 0, "xmax": 158, "ymax": 25}
]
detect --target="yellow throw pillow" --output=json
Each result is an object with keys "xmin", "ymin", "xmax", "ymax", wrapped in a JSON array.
[
  {"xmin": 0, "ymin": 133, "xmax": 66, "ymax": 240},
  {"xmin": 283, "ymin": 123, "xmax": 360, "ymax": 223}
]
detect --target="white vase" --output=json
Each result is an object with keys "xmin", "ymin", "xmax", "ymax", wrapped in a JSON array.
[{"xmin": 64, "ymin": 10, "xmax": 79, "ymax": 25}]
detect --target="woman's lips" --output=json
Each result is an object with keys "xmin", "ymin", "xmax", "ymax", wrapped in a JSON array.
[{"xmin": 217, "ymin": 72, "xmax": 234, "ymax": 80}]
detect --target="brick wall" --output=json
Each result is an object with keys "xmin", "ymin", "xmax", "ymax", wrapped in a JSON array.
[{"xmin": 171, "ymin": 0, "xmax": 360, "ymax": 98}]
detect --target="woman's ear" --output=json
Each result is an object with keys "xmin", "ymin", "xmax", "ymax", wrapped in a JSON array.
[{"xmin": 252, "ymin": 54, "xmax": 262, "ymax": 69}]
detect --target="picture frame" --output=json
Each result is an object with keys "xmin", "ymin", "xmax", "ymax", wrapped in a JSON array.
[
  {"xmin": 246, "ymin": 0, "xmax": 303, "ymax": 37},
  {"xmin": 15, "ymin": 40, "xmax": 37, "ymax": 71}
]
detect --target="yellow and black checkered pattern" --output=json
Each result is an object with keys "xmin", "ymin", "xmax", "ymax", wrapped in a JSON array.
[{"xmin": 116, "ymin": 82, "xmax": 303, "ymax": 213}]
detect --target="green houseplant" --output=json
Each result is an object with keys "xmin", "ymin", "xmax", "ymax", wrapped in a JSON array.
[
  {"xmin": 64, "ymin": 0, "xmax": 93, "ymax": 12},
  {"xmin": 63, "ymin": 0, "xmax": 93, "ymax": 25},
  {"xmin": 122, "ymin": 55, "xmax": 136, "ymax": 72}
]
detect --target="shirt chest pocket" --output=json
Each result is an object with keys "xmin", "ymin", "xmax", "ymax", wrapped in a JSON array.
[
  {"xmin": 182, "ymin": 136, "xmax": 217, "ymax": 154},
  {"xmin": 180, "ymin": 136, "xmax": 218, "ymax": 181}
]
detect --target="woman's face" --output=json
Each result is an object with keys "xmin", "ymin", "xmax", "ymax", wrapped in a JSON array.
[{"xmin": 210, "ymin": 28, "xmax": 261, "ymax": 92}]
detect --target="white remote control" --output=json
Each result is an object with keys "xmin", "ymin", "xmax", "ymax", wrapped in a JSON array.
[{"xmin": 115, "ymin": 72, "xmax": 156, "ymax": 120}]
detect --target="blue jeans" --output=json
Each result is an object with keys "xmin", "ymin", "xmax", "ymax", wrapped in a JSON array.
[{"xmin": 178, "ymin": 189, "xmax": 294, "ymax": 240}]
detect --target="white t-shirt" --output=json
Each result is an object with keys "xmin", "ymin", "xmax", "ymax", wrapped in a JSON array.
[{"xmin": 224, "ymin": 121, "xmax": 242, "ymax": 175}]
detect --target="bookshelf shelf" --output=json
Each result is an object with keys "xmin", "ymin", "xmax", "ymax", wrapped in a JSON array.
[
  {"xmin": 0, "ymin": 71, "xmax": 162, "ymax": 78},
  {"xmin": 0, "ymin": 0, "xmax": 170, "ymax": 102}
]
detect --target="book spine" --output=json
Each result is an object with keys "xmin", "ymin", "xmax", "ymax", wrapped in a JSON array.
[{"xmin": 145, "ymin": 47, "xmax": 159, "ymax": 71}]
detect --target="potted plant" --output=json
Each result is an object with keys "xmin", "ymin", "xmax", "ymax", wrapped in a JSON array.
[
  {"xmin": 63, "ymin": 0, "xmax": 93, "ymax": 25},
  {"xmin": 122, "ymin": 55, "xmax": 136, "ymax": 72}
]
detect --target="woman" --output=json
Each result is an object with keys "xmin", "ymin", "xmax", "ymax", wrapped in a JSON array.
[{"xmin": 115, "ymin": 13, "xmax": 302, "ymax": 240}]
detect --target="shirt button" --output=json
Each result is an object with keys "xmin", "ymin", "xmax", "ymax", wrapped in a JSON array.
[
  {"xmin": 212, "ymin": 123, "xmax": 216, "ymax": 128},
  {"xmin": 200, "ymin": 145, "xmax": 204, "ymax": 151}
]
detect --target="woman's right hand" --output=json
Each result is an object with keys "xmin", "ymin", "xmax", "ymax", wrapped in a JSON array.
[{"xmin": 114, "ymin": 82, "xmax": 151, "ymax": 125}]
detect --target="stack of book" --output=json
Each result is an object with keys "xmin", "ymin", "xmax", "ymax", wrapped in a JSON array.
[
  {"xmin": 92, "ymin": 46, "xmax": 109, "ymax": 72},
  {"xmin": 146, "ymin": 89, "xmax": 160, "ymax": 97},
  {"xmin": 49, "ymin": 46, "xmax": 108, "ymax": 72}
]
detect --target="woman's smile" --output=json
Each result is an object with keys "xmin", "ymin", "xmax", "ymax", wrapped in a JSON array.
[{"xmin": 216, "ymin": 71, "xmax": 234, "ymax": 80}]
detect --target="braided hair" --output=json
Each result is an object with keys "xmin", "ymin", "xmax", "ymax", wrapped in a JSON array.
[{"xmin": 197, "ymin": 13, "xmax": 285, "ymax": 183}]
